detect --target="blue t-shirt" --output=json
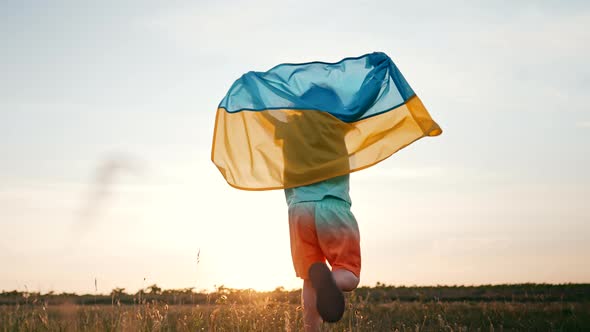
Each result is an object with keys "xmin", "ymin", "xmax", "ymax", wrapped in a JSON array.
[{"xmin": 284, "ymin": 174, "xmax": 351, "ymax": 206}]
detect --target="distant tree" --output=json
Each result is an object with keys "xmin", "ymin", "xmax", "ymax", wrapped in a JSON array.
[
  {"xmin": 181, "ymin": 287, "xmax": 195, "ymax": 294},
  {"xmin": 110, "ymin": 287, "xmax": 126, "ymax": 305},
  {"xmin": 110, "ymin": 287, "xmax": 126, "ymax": 297},
  {"xmin": 147, "ymin": 284, "xmax": 162, "ymax": 295}
]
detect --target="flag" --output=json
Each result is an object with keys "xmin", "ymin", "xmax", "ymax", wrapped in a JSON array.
[{"xmin": 212, "ymin": 52, "xmax": 442, "ymax": 190}]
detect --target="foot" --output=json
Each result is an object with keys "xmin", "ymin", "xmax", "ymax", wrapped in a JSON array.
[{"xmin": 308, "ymin": 262, "xmax": 345, "ymax": 323}]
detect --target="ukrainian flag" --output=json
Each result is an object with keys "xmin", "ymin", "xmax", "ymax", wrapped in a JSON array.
[{"xmin": 212, "ymin": 52, "xmax": 442, "ymax": 190}]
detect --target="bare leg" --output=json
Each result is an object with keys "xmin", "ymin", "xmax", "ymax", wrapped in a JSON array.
[
  {"xmin": 302, "ymin": 279, "xmax": 322, "ymax": 332},
  {"xmin": 333, "ymin": 269, "xmax": 359, "ymax": 292}
]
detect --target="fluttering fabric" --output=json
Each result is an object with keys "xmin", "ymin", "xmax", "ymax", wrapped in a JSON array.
[{"xmin": 212, "ymin": 52, "xmax": 442, "ymax": 190}]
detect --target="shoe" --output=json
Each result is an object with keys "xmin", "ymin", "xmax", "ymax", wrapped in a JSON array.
[{"xmin": 308, "ymin": 262, "xmax": 345, "ymax": 323}]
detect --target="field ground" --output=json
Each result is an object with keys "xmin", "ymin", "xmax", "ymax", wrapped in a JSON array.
[{"xmin": 1, "ymin": 284, "xmax": 589, "ymax": 331}]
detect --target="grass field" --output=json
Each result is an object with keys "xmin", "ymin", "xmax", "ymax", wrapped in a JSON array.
[{"xmin": 1, "ymin": 284, "xmax": 589, "ymax": 331}]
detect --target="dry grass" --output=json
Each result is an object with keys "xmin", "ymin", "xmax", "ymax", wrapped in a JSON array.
[{"xmin": 1, "ymin": 295, "xmax": 588, "ymax": 331}]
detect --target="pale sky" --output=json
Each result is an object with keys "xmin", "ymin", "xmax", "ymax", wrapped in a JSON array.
[{"xmin": 1, "ymin": 0, "xmax": 589, "ymax": 294}]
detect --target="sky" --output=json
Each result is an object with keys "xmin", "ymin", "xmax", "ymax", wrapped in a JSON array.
[{"xmin": 1, "ymin": 0, "xmax": 589, "ymax": 294}]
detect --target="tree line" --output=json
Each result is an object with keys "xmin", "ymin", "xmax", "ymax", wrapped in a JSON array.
[{"xmin": 1, "ymin": 283, "xmax": 589, "ymax": 306}]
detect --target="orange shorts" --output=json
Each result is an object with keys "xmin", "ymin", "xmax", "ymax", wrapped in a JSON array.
[{"xmin": 288, "ymin": 197, "xmax": 361, "ymax": 280}]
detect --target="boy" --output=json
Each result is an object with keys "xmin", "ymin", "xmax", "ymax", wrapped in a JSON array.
[
  {"xmin": 287, "ymin": 174, "xmax": 360, "ymax": 330},
  {"xmin": 277, "ymin": 86, "xmax": 361, "ymax": 330},
  {"xmin": 212, "ymin": 52, "xmax": 442, "ymax": 331}
]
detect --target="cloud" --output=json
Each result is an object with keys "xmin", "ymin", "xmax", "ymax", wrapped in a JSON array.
[
  {"xmin": 430, "ymin": 237, "xmax": 511, "ymax": 257},
  {"xmin": 138, "ymin": 1, "xmax": 417, "ymax": 62},
  {"xmin": 354, "ymin": 165, "xmax": 508, "ymax": 184},
  {"xmin": 479, "ymin": 11, "xmax": 590, "ymax": 57},
  {"xmin": 354, "ymin": 166, "xmax": 445, "ymax": 181}
]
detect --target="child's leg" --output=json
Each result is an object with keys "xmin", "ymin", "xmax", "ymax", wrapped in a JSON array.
[
  {"xmin": 302, "ymin": 267, "xmax": 358, "ymax": 331},
  {"xmin": 302, "ymin": 279, "xmax": 321, "ymax": 332},
  {"xmin": 315, "ymin": 197, "xmax": 361, "ymax": 292},
  {"xmin": 288, "ymin": 203, "xmax": 326, "ymax": 330},
  {"xmin": 333, "ymin": 268, "xmax": 359, "ymax": 292},
  {"xmin": 289, "ymin": 199, "xmax": 360, "ymax": 326}
]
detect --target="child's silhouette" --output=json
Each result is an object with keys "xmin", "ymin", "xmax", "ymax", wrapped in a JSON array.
[
  {"xmin": 272, "ymin": 85, "xmax": 351, "ymax": 186},
  {"xmin": 261, "ymin": 85, "xmax": 360, "ymax": 331}
]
